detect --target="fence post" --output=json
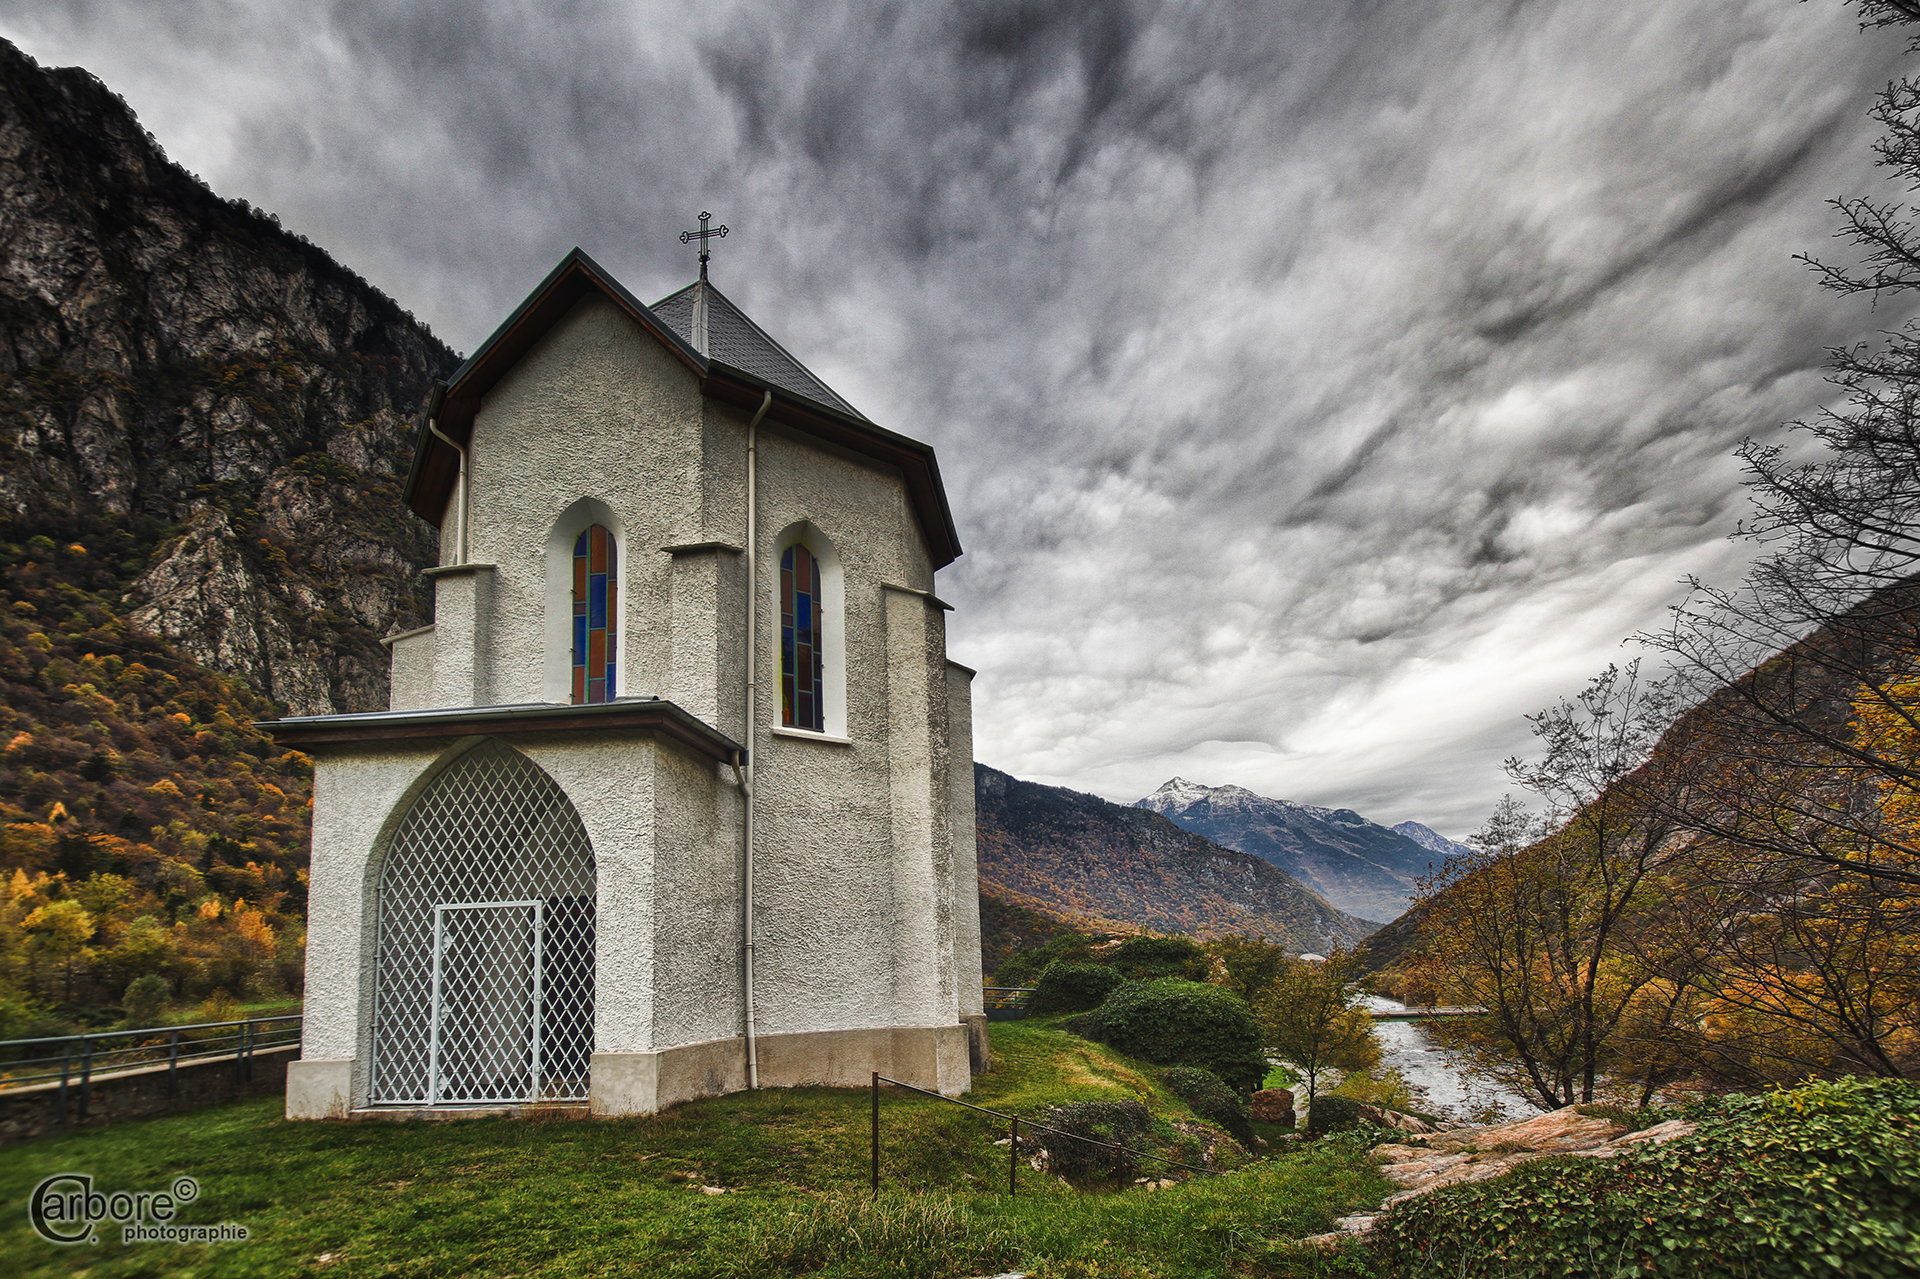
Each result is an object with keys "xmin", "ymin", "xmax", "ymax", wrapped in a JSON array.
[
  {"xmin": 1009, "ymin": 1115, "xmax": 1018, "ymax": 1195},
  {"xmin": 243, "ymin": 1020, "xmax": 254, "ymax": 1083},
  {"xmin": 79, "ymin": 1037, "xmax": 92, "ymax": 1121},
  {"xmin": 57, "ymin": 1041, "xmax": 71, "ymax": 1123},
  {"xmin": 870, "ymin": 1072, "xmax": 880, "ymax": 1198},
  {"xmin": 168, "ymin": 1029, "xmax": 180, "ymax": 1099}
]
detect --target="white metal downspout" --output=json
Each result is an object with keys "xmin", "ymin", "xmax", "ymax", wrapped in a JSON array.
[
  {"xmin": 742, "ymin": 389, "xmax": 773, "ymax": 1089},
  {"xmin": 427, "ymin": 419, "xmax": 470, "ymax": 563}
]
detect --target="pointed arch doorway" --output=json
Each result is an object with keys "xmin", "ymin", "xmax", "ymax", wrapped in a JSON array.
[{"xmin": 367, "ymin": 739, "xmax": 596, "ymax": 1105}]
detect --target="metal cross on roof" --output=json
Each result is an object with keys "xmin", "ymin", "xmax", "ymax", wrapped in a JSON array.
[{"xmin": 679, "ymin": 211, "xmax": 728, "ymax": 281}]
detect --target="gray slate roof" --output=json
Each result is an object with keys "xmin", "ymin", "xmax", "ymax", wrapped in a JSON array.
[{"xmin": 652, "ymin": 281, "xmax": 865, "ymax": 420}]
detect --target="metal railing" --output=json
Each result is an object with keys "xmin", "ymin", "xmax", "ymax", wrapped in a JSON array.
[
  {"xmin": 869, "ymin": 1072, "xmax": 1221, "ymax": 1197},
  {"xmin": 982, "ymin": 987, "xmax": 1034, "ymax": 1010},
  {"xmin": 0, "ymin": 1015, "xmax": 302, "ymax": 1123}
]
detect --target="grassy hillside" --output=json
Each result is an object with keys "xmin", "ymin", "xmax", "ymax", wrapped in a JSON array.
[{"xmin": 0, "ymin": 1022, "xmax": 1389, "ymax": 1278}]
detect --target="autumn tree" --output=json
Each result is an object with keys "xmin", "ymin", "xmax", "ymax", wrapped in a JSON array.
[
  {"xmin": 1620, "ymin": 1, "xmax": 1920, "ymax": 1082},
  {"xmin": 1207, "ymin": 933, "xmax": 1290, "ymax": 1000},
  {"xmin": 24, "ymin": 898, "xmax": 93, "ymax": 1002},
  {"xmin": 1415, "ymin": 664, "xmax": 1682, "ymax": 1108},
  {"xmin": 1252, "ymin": 948, "xmax": 1380, "ymax": 1113}
]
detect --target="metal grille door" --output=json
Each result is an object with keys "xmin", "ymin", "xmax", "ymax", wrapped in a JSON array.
[
  {"xmin": 370, "ymin": 740, "xmax": 596, "ymax": 1105},
  {"xmin": 431, "ymin": 902, "xmax": 537, "ymax": 1103}
]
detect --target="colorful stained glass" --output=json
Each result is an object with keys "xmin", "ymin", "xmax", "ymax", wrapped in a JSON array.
[
  {"xmin": 781, "ymin": 543, "xmax": 824, "ymax": 731},
  {"xmin": 571, "ymin": 525, "xmax": 617, "ymax": 705}
]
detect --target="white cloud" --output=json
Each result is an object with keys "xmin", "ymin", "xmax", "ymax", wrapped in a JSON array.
[{"xmin": 3, "ymin": 0, "xmax": 1913, "ymax": 838}]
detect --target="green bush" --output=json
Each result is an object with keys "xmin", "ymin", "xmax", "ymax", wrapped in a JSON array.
[
  {"xmin": 1159, "ymin": 1066, "xmax": 1254, "ymax": 1148},
  {"xmin": 1074, "ymin": 979, "xmax": 1268, "ymax": 1093},
  {"xmin": 1029, "ymin": 1099, "xmax": 1153, "ymax": 1181},
  {"xmin": 991, "ymin": 931, "xmax": 1098, "ymax": 986},
  {"xmin": 122, "ymin": 973, "xmax": 170, "ymax": 1028},
  {"xmin": 1108, "ymin": 935, "xmax": 1210, "ymax": 981},
  {"xmin": 1304, "ymin": 1094, "xmax": 1367, "ymax": 1137},
  {"xmin": 1369, "ymin": 1077, "xmax": 1920, "ymax": 1278},
  {"xmin": 1027, "ymin": 963, "xmax": 1124, "ymax": 1015}
]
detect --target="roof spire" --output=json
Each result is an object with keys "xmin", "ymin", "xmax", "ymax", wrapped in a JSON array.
[
  {"xmin": 680, "ymin": 210, "xmax": 728, "ymax": 284},
  {"xmin": 679, "ymin": 211, "xmax": 728, "ymax": 356}
]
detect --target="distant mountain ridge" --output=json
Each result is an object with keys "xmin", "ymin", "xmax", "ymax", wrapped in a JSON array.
[
  {"xmin": 975, "ymin": 765, "xmax": 1375, "ymax": 952},
  {"xmin": 1135, "ymin": 777, "xmax": 1447, "ymax": 921},
  {"xmin": 1392, "ymin": 821, "xmax": 1476, "ymax": 866}
]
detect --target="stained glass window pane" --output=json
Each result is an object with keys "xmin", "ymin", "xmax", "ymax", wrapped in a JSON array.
[
  {"xmin": 571, "ymin": 524, "xmax": 618, "ymax": 705},
  {"xmin": 780, "ymin": 543, "xmax": 824, "ymax": 731}
]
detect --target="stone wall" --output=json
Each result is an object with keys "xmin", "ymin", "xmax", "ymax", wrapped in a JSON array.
[{"xmin": 0, "ymin": 1045, "xmax": 297, "ymax": 1146}]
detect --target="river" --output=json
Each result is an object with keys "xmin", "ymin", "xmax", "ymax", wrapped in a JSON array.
[{"xmin": 1358, "ymin": 995, "xmax": 1535, "ymax": 1123}]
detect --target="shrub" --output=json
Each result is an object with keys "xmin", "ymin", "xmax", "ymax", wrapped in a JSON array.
[
  {"xmin": 1160, "ymin": 1066, "xmax": 1254, "ymax": 1147},
  {"xmin": 1030, "ymin": 1099, "xmax": 1153, "ymax": 1180},
  {"xmin": 1369, "ymin": 1077, "xmax": 1920, "ymax": 1278},
  {"xmin": 1027, "ymin": 963, "xmax": 1124, "ymax": 1014},
  {"xmin": 991, "ymin": 931, "xmax": 1099, "ymax": 986},
  {"xmin": 1305, "ymin": 1094, "xmax": 1366, "ymax": 1137},
  {"xmin": 1076, "ymin": 979, "xmax": 1268, "ymax": 1092},
  {"xmin": 1109, "ymin": 935, "xmax": 1210, "ymax": 981},
  {"xmin": 122, "ymin": 973, "xmax": 170, "ymax": 1028}
]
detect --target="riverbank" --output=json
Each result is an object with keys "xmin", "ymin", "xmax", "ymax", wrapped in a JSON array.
[{"xmin": 1358, "ymin": 996, "xmax": 1531, "ymax": 1123}]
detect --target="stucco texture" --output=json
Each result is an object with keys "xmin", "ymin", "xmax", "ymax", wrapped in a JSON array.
[{"xmin": 299, "ymin": 286, "xmax": 980, "ymax": 1113}]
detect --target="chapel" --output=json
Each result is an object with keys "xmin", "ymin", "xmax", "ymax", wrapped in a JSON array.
[{"xmin": 268, "ymin": 244, "xmax": 984, "ymax": 1119}]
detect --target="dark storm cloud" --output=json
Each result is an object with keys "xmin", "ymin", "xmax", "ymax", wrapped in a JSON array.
[{"xmin": 1, "ymin": 0, "xmax": 1912, "ymax": 834}]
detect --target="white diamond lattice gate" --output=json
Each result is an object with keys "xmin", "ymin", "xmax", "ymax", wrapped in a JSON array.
[{"xmin": 370, "ymin": 740, "xmax": 596, "ymax": 1105}]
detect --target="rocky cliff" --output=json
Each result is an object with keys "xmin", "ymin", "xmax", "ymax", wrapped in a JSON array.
[{"xmin": 0, "ymin": 39, "xmax": 459, "ymax": 715}]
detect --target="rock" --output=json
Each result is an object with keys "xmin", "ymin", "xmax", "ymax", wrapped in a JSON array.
[
  {"xmin": 1369, "ymin": 1142, "xmax": 1431, "ymax": 1164},
  {"xmin": 1251, "ymin": 1087, "xmax": 1295, "ymax": 1125},
  {"xmin": 1314, "ymin": 1106, "xmax": 1694, "ymax": 1248},
  {"xmin": 1427, "ymin": 1105, "xmax": 1627, "ymax": 1154},
  {"xmin": 1379, "ymin": 1153, "xmax": 1545, "ymax": 1205},
  {"xmin": 0, "ymin": 40, "xmax": 455, "ymax": 714},
  {"xmin": 1606, "ymin": 1118, "xmax": 1697, "ymax": 1148},
  {"xmin": 1378, "ymin": 1152, "xmax": 1473, "ymax": 1187},
  {"xmin": 1350, "ymin": 1103, "xmax": 1437, "ymax": 1134}
]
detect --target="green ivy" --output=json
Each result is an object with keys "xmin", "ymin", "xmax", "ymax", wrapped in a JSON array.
[{"xmin": 1368, "ymin": 1077, "xmax": 1920, "ymax": 1278}]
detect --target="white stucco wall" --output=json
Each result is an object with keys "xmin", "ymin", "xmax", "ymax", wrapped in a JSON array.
[
  {"xmin": 947, "ymin": 660, "xmax": 983, "ymax": 1013},
  {"xmin": 451, "ymin": 294, "xmax": 707, "ymax": 706},
  {"xmin": 330, "ymin": 284, "xmax": 982, "ymax": 1106}
]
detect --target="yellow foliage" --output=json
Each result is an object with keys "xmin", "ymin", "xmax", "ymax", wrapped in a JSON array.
[
  {"xmin": 1, "ymin": 823, "xmax": 55, "ymax": 866},
  {"xmin": 233, "ymin": 907, "xmax": 274, "ymax": 949}
]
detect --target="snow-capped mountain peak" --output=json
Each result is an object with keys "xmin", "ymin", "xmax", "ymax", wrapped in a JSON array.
[
  {"xmin": 1391, "ymin": 821, "xmax": 1475, "ymax": 863},
  {"xmin": 1132, "ymin": 777, "xmax": 1443, "ymax": 922}
]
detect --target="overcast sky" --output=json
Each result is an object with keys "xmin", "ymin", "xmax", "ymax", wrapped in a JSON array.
[{"xmin": 3, "ymin": 1, "xmax": 1913, "ymax": 836}]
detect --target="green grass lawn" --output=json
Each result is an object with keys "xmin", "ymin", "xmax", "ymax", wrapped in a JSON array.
[{"xmin": 0, "ymin": 1022, "xmax": 1386, "ymax": 1278}]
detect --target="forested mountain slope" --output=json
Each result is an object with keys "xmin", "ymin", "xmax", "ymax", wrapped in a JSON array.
[
  {"xmin": 977, "ymin": 764, "xmax": 1376, "ymax": 951},
  {"xmin": 0, "ymin": 40, "xmax": 460, "ymax": 1025}
]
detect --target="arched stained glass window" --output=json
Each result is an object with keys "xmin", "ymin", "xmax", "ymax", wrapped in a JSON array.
[
  {"xmin": 781, "ymin": 543, "xmax": 823, "ymax": 731},
  {"xmin": 572, "ymin": 525, "xmax": 616, "ymax": 704}
]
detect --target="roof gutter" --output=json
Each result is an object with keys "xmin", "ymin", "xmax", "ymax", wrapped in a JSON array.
[{"xmin": 426, "ymin": 414, "xmax": 470, "ymax": 564}]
